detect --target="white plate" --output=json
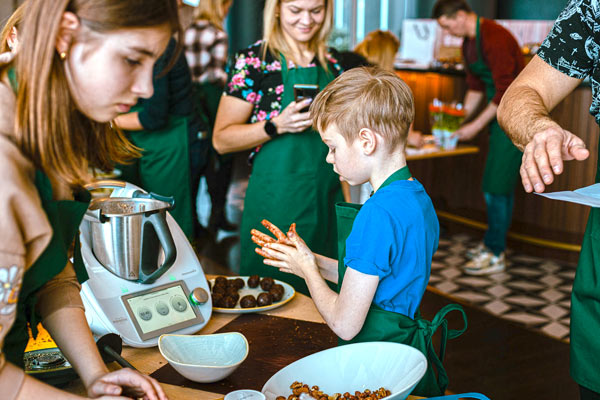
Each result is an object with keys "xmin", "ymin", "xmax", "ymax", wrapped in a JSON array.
[{"xmin": 210, "ymin": 276, "xmax": 295, "ymax": 314}]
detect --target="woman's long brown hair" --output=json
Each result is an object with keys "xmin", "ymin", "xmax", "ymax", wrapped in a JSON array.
[{"xmin": 13, "ymin": 0, "xmax": 181, "ymax": 188}]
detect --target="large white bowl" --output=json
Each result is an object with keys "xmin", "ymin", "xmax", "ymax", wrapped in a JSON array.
[
  {"xmin": 262, "ymin": 342, "xmax": 426, "ymax": 400},
  {"xmin": 158, "ymin": 332, "xmax": 249, "ymax": 383}
]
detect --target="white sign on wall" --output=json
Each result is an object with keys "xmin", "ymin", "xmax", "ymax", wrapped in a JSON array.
[{"xmin": 399, "ymin": 19, "xmax": 439, "ymax": 68}]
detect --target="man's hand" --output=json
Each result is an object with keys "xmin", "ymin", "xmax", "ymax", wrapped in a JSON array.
[
  {"xmin": 521, "ymin": 126, "xmax": 589, "ymax": 193},
  {"xmin": 452, "ymin": 121, "xmax": 481, "ymax": 141}
]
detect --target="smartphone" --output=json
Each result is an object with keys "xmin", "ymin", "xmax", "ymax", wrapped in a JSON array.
[{"xmin": 293, "ymin": 84, "xmax": 320, "ymax": 112}]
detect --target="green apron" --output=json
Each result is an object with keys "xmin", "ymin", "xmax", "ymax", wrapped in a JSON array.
[
  {"xmin": 335, "ymin": 167, "xmax": 467, "ymax": 397},
  {"xmin": 570, "ymin": 146, "xmax": 600, "ymax": 391},
  {"xmin": 239, "ymin": 55, "xmax": 343, "ymax": 295},
  {"xmin": 469, "ymin": 17, "xmax": 522, "ymax": 195},
  {"xmin": 119, "ymin": 112, "xmax": 194, "ymax": 239},
  {"xmin": 2, "ymin": 171, "xmax": 90, "ymax": 367}
]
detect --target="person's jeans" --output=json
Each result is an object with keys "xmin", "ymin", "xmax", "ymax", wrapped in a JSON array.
[{"xmin": 483, "ymin": 192, "xmax": 514, "ymax": 256}]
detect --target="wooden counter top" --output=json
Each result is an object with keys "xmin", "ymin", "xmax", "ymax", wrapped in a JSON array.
[
  {"xmin": 406, "ymin": 145, "xmax": 479, "ymax": 161},
  {"xmin": 62, "ymin": 279, "xmax": 423, "ymax": 399}
]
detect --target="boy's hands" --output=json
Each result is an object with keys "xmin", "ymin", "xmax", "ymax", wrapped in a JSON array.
[
  {"xmin": 261, "ymin": 230, "xmax": 318, "ymax": 279},
  {"xmin": 251, "ymin": 220, "xmax": 318, "ymax": 278},
  {"xmin": 252, "ymin": 219, "xmax": 296, "ymax": 259}
]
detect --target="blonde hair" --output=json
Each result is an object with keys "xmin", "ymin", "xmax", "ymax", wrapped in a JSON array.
[
  {"xmin": 354, "ymin": 30, "xmax": 399, "ymax": 72},
  {"xmin": 262, "ymin": 0, "xmax": 334, "ymax": 70},
  {"xmin": 6, "ymin": 0, "xmax": 180, "ymax": 189},
  {"xmin": 194, "ymin": 0, "xmax": 230, "ymax": 30},
  {"xmin": 0, "ymin": 3, "xmax": 25, "ymax": 53},
  {"xmin": 310, "ymin": 67, "xmax": 414, "ymax": 151}
]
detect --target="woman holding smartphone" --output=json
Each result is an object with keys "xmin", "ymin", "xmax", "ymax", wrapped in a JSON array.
[
  {"xmin": 0, "ymin": 0, "xmax": 177, "ymax": 398},
  {"xmin": 213, "ymin": 0, "xmax": 343, "ymax": 294}
]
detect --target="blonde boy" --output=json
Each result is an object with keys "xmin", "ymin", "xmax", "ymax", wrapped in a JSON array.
[{"xmin": 260, "ymin": 67, "xmax": 439, "ymax": 341}]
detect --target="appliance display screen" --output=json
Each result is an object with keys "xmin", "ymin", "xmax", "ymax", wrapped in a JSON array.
[{"xmin": 122, "ymin": 281, "xmax": 202, "ymax": 340}]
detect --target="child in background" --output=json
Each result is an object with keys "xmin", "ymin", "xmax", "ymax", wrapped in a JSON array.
[
  {"xmin": 354, "ymin": 29, "xmax": 400, "ymax": 72},
  {"xmin": 257, "ymin": 67, "xmax": 439, "ymax": 341}
]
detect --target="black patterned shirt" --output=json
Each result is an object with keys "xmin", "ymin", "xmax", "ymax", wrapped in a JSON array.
[{"xmin": 538, "ymin": 0, "xmax": 600, "ymax": 124}]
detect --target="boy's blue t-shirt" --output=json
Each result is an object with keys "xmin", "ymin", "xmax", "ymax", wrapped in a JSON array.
[{"xmin": 343, "ymin": 178, "xmax": 439, "ymax": 319}]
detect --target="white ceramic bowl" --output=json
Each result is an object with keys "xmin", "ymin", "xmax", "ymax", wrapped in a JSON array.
[
  {"xmin": 158, "ymin": 332, "xmax": 249, "ymax": 383},
  {"xmin": 262, "ymin": 342, "xmax": 427, "ymax": 400}
]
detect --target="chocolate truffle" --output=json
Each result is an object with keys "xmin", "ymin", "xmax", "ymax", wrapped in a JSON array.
[
  {"xmin": 247, "ymin": 274, "xmax": 260, "ymax": 288},
  {"xmin": 260, "ymin": 277, "xmax": 275, "ymax": 291},
  {"xmin": 257, "ymin": 292, "xmax": 273, "ymax": 306},
  {"xmin": 240, "ymin": 295, "xmax": 257, "ymax": 308}
]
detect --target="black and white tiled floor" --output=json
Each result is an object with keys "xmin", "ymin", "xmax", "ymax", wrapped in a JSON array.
[{"xmin": 429, "ymin": 233, "xmax": 576, "ymax": 341}]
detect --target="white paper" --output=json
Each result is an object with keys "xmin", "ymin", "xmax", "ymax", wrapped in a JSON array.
[{"xmin": 537, "ymin": 183, "xmax": 600, "ymax": 208}]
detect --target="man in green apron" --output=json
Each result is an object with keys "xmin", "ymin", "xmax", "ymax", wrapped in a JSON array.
[
  {"xmin": 433, "ymin": 0, "xmax": 524, "ymax": 275},
  {"xmin": 496, "ymin": 1, "xmax": 600, "ymax": 398},
  {"xmin": 259, "ymin": 68, "xmax": 466, "ymax": 397}
]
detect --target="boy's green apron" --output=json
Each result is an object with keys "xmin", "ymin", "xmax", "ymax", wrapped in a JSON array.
[
  {"xmin": 2, "ymin": 171, "xmax": 90, "ymax": 367},
  {"xmin": 571, "ymin": 125, "xmax": 600, "ymax": 390},
  {"xmin": 240, "ymin": 54, "xmax": 343, "ymax": 295},
  {"xmin": 469, "ymin": 17, "xmax": 522, "ymax": 195},
  {"xmin": 119, "ymin": 111, "xmax": 194, "ymax": 240},
  {"xmin": 335, "ymin": 167, "xmax": 467, "ymax": 397}
]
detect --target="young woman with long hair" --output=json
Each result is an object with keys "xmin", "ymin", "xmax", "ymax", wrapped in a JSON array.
[
  {"xmin": 213, "ymin": 0, "xmax": 344, "ymax": 295},
  {"xmin": 0, "ymin": 0, "xmax": 180, "ymax": 398}
]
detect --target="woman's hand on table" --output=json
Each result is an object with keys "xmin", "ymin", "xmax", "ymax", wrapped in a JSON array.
[
  {"xmin": 261, "ymin": 231, "xmax": 319, "ymax": 279},
  {"xmin": 87, "ymin": 368, "xmax": 168, "ymax": 400},
  {"xmin": 520, "ymin": 125, "xmax": 589, "ymax": 193},
  {"xmin": 272, "ymin": 99, "xmax": 313, "ymax": 134}
]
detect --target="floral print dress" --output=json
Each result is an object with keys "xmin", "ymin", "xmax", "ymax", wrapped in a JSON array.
[{"xmin": 225, "ymin": 40, "xmax": 343, "ymax": 160}]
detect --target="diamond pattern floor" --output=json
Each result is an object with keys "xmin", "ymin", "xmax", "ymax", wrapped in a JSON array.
[{"xmin": 430, "ymin": 233, "xmax": 576, "ymax": 341}]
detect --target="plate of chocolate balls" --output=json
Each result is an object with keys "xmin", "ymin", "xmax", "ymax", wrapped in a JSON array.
[{"xmin": 209, "ymin": 275, "xmax": 295, "ymax": 313}]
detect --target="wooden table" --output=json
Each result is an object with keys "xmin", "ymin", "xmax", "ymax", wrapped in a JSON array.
[
  {"xmin": 406, "ymin": 145, "xmax": 479, "ymax": 161},
  {"xmin": 63, "ymin": 279, "xmax": 424, "ymax": 400}
]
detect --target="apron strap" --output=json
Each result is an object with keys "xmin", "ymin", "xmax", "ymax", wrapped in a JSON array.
[
  {"xmin": 418, "ymin": 303, "xmax": 468, "ymax": 393},
  {"xmin": 430, "ymin": 304, "xmax": 468, "ymax": 362},
  {"xmin": 427, "ymin": 393, "xmax": 491, "ymax": 400}
]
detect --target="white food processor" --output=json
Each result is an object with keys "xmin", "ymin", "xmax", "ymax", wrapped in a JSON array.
[{"xmin": 79, "ymin": 180, "xmax": 212, "ymax": 347}]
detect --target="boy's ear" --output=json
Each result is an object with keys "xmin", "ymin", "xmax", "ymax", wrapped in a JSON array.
[
  {"xmin": 358, "ymin": 128, "xmax": 377, "ymax": 155},
  {"xmin": 55, "ymin": 12, "xmax": 80, "ymax": 57}
]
